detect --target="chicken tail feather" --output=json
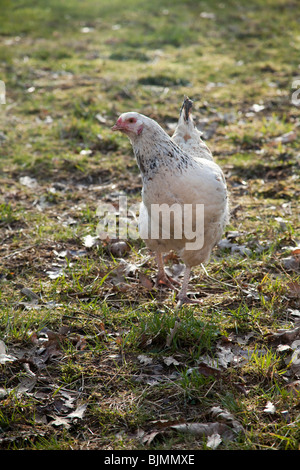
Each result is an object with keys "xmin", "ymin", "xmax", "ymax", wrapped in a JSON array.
[{"xmin": 181, "ymin": 96, "xmax": 193, "ymax": 122}]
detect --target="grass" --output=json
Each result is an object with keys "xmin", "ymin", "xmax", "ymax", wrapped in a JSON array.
[{"xmin": 0, "ymin": 0, "xmax": 300, "ymax": 451}]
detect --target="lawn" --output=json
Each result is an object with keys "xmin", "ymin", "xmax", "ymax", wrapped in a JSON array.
[{"xmin": 0, "ymin": 0, "xmax": 299, "ymax": 451}]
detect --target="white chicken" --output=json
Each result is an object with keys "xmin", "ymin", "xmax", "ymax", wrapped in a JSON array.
[{"xmin": 112, "ymin": 98, "xmax": 229, "ymax": 306}]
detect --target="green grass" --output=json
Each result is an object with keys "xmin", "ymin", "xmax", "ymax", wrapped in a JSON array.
[{"xmin": 0, "ymin": 0, "xmax": 300, "ymax": 451}]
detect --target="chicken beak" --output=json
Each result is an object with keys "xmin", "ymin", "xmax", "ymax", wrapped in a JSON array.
[{"xmin": 112, "ymin": 118, "xmax": 124, "ymax": 132}]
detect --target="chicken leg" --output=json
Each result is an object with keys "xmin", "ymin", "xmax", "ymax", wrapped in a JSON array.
[
  {"xmin": 176, "ymin": 265, "xmax": 203, "ymax": 309},
  {"xmin": 155, "ymin": 252, "xmax": 180, "ymax": 289}
]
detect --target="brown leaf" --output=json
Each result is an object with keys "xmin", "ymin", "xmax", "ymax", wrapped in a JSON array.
[
  {"xmin": 282, "ymin": 248, "xmax": 300, "ymax": 271},
  {"xmin": 139, "ymin": 272, "xmax": 153, "ymax": 290},
  {"xmin": 287, "ymin": 282, "xmax": 300, "ymax": 298},
  {"xmin": 266, "ymin": 326, "xmax": 300, "ymax": 344},
  {"xmin": 198, "ymin": 362, "xmax": 222, "ymax": 379}
]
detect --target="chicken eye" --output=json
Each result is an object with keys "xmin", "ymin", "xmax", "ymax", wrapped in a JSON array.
[{"xmin": 128, "ymin": 118, "xmax": 136, "ymax": 123}]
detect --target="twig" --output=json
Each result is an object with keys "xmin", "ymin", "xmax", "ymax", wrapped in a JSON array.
[{"xmin": 1, "ymin": 245, "xmax": 34, "ymax": 260}]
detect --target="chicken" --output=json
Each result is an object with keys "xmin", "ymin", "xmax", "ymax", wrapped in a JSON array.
[{"xmin": 112, "ymin": 101, "xmax": 229, "ymax": 306}]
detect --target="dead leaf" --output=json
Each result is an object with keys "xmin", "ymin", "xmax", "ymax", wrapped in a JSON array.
[
  {"xmin": 197, "ymin": 362, "xmax": 222, "ymax": 379},
  {"xmin": 95, "ymin": 113, "xmax": 107, "ymax": 123},
  {"xmin": 163, "ymin": 356, "xmax": 180, "ymax": 366},
  {"xmin": 282, "ymin": 249, "xmax": 300, "ymax": 271},
  {"xmin": 19, "ymin": 176, "xmax": 38, "ymax": 189},
  {"xmin": 267, "ymin": 326, "xmax": 300, "ymax": 344},
  {"xmin": 210, "ymin": 406, "xmax": 245, "ymax": 434},
  {"xmin": 15, "ymin": 377, "xmax": 37, "ymax": 396},
  {"xmin": 165, "ymin": 262, "xmax": 185, "ymax": 280},
  {"xmin": 50, "ymin": 403, "xmax": 87, "ymax": 429},
  {"xmin": 139, "ymin": 272, "xmax": 153, "ymax": 290},
  {"xmin": 141, "ymin": 430, "xmax": 160, "ymax": 446},
  {"xmin": 251, "ymin": 103, "xmax": 265, "ymax": 113},
  {"xmin": 116, "ymin": 259, "xmax": 139, "ymax": 277},
  {"xmin": 218, "ymin": 238, "xmax": 252, "ymax": 257},
  {"xmin": 140, "ymin": 406, "xmax": 244, "ymax": 447},
  {"xmin": 0, "ymin": 340, "xmax": 17, "ymax": 364},
  {"xmin": 163, "ymin": 251, "xmax": 179, "ymax": 263},
  {"xmin": 66, "ymin": 403, "xmax": 87, "ymax": 420},
  {"xmin": 46, "ymin": 267, "xmax": 64, "ymax": 279},
  {"xmin": 138, "ymin": 354, "xmax": 153, "ymax": 365},
  {"xmin": 50, "ymin": 416, "xmax": 71, "ymax": 429},
  {"xmin": 287, "ymin": 282, "xmax": 300, "ymax": 298},
  {"xmin": 140, "ymin": 421, "xmax": 233, "ymax": 446}
]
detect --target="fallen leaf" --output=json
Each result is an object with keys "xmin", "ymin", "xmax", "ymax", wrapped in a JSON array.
[
  {"xmin": 138, "ymin": 354, "xmax": 153, "ymax": 365},
  {"xmin": 116, "ymin": 259, "xmax": 139, "ymax": 277},
  {"xmin": 80, "ymin": 149, "xmax": 92, "ymax": 155},
  {"xmin": 50, "ymin": 416, "xmax": 71, "ymax": 429},
  {"xmin": 0, "ymin": 340, "xmax": 17, "ymax": 364},
  {"xmin": 95, "ymin": 113, "xmax": 107, "ymax": 123},
  {"xmin": 66, "ymin": 403, "xmax": 87, "ymax": 420},
  {"xmin": 139, "ymin": 272, "xmax": 153, "ymax": 290},
  {"xmin": 267, "ymin": 326, "xmax": 300, "ymax": 344},
  {"xmin": 163, "ymin": 356, "xmax": 180, "ymax": 366},
  {"xmin": 287, "ymin": 282, "xmax": 300, "ymax": 298},
  {"xmin": 282, "ymin": 249, "xmax": 300, "ymax": 271},
  {"xmin": 19, "ymin": 176, "xmax": 38, "ymax": 189},
  {"xmin": 141, "ymin": 431, "xmax": 160, "ymax": 446},
  {"xmin": 210, "ymin": 406, "xmax": 244, "ymax": 434},
  {"xmin": 200, "ymin": 11, "xmax": 216, "ymax": 19},
  {"xmin": 15, "ymin": 377, "xmax": 37, "ymax": 396},
  {"xmin": 197, "ymin": 362, "xmax": 222, "ymax": 379}
]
